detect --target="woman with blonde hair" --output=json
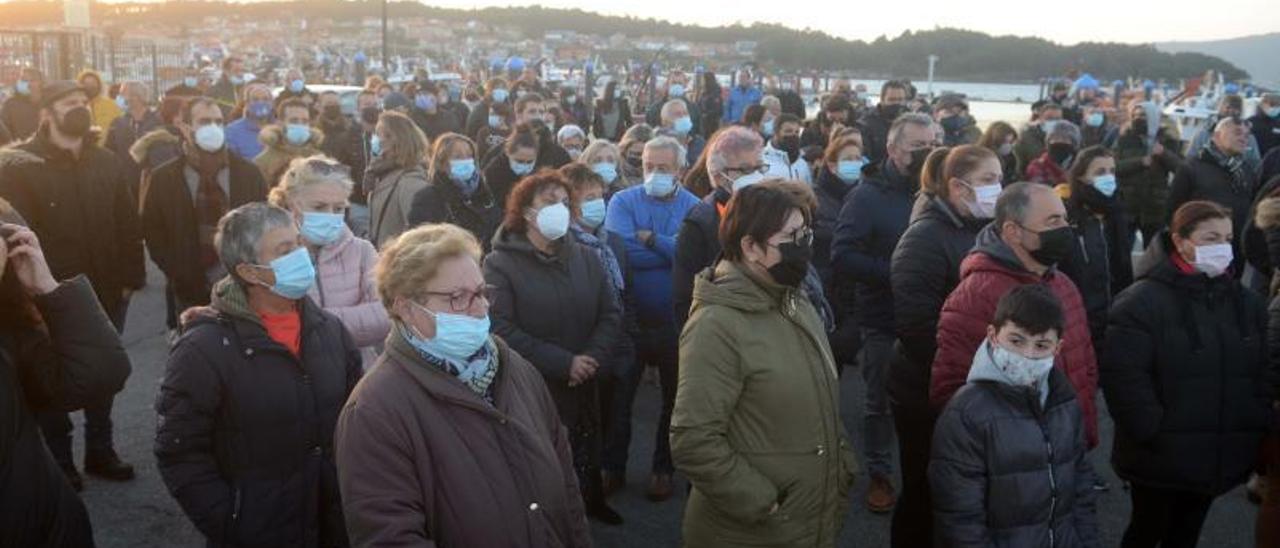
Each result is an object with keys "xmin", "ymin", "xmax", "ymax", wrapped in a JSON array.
[
  {"xmin": 335, "ymin": 223, "xmax": 590, "ymax": 547},
  {"xmin": 270, "ymin": 155, "xmax": 389, "ymax": 365},
  {"xmin": 407, "ymin": 132, "xmax": 503, "ymax": 251},
  {"xmin": 579, "ymin": 139, "xmax": 624, "ymax": 197},
  {"xmin": 366, "ymin": 111, "xmax": 430, "ymax": 247}
]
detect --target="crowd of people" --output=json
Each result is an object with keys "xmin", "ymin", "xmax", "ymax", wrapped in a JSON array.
[{"xmin": 0, "ymin": 56, "xmax": 1278, "ymax": 548}]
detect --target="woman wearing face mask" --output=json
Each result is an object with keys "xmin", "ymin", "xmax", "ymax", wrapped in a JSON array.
[
  {"xmin": 156, "ymin": 203, "xmax": 362, "ymax": 548},
  {"xmin": 481, "ymin": 123, "xmax": 540, "ymax": 207},
  {"xmin": 579, "ymin": 139, "xmax": 625, "ymax": 198},
  {"xmin": 814, "ymin": 136, "xmax": 866, "ymax": 286},
  {"xmin": 592, "ymin": 80, "xmax": 634, "ymax": 143},
  {"xmin": 1102, "ymin": 200, "xmax": 1273, "ymax": 548},
  {"xmin": 463, "ymin": 77, "xmax": 510, "ymax": 140},
  {"xmin": 1025, "ymin": 120, "xmax": 1082, "ymax": 187},
  {"xmin": 885, "ymin": 144, "xmax": 1000, "ymax": 545},
  {"xmin": 270, "ymin": 156, "xmax": 389, "ymax": 367},
  {"xmin": 334, "ymin": 223, "xmax": 591, "ymax": 547},
  {"xmin": 1058, "ymin": 146, "xmax": 1133, "ymax": 347},
  {"xmin": 977, "ymin": 121, "xmax": 1019, "ymax": 186},
  {"xmin": 618, "ymin": 124, "xmax": 655, "ymax": 187},
  {"xmin": 474, "ymin": 101, "xmax": 513, "ymax": 161},
  {"xmin": 366, "ymin": 111, "xmax": 430, "ymax": 248},
  {"xmin": 408, "ymin": 133, "xmax": 502, "ymax": 252},
  {"xmin": 483, "ymin": 172, "xmax": 623, "ymax": 525},
  {"xmin": 672, "ymin": 181, "xmax": 857, "ymax": 547}
]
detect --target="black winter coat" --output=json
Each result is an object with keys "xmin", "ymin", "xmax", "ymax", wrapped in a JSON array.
[
  {"xmin": 673, "ymin": 193, "xmax": 724, "ymax": 333},
  {"xmin": 1101, "ymin": 235, "xmax": 1274, "ymax": 496},
  {"xmin": 831, "ymin": 160, "xmax": 915, "ymax": 332},
  {"xmin": 0, "ymin": 277, "xmax": 131, "ymax": 548},
  {"xmin": 407, "ymin": 172, "xmax": 503, "ymax": 253},
  {"xmin": 0, "ymin": 94, "xmax": 38, "ymax": 141},
  {"xmin": 483, "ymin": 228, "xmax": 622, "ymax": 424},
  {"xmin": 409, "ymin": 108, "xmax": 461, "ymax": 142},
  {"xmin": 1250, "ymin": 112, "xmax": 1280, "ymax": 159},
  {"xmin": 0, "ymin": 131, "xmax": 146, "ymax": 312},
  {"xmin": 856, "ymin": 108, "xmax": 895, "ymax": 164},
  {"xmin": 930, "ymin": 368, "xmax": 1100, "ymax": 548},
  {"xmin": 155, "ymin": 279, "xmax": 362, "ymax": 548},
  {"xmin": 316, "ymin": 117, "xmax": 369, "ymax": 204},
  {"xmin": 813, "ymin": 167, "xmax": 854, "ymax": 287},
  {"xmin": 1058, "ymin": 193, "xmax": 1134, "ymax": 346},
  {"xmin": 142, "ymin": 154, "xmax": 267, "ymax": 306},
  {"xmin": 888, "ymin": 194, "xmax": 985, "ymax": 408}
]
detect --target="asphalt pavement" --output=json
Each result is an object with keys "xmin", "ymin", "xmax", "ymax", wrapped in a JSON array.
[{"xmin": 76, "ymin": 262, "xmax": 1260, "ymax": 547}]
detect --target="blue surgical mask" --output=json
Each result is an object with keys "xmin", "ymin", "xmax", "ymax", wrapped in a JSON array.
[
  {"xmin": 404, "ymin": 303, "xmax": 492, "ymax": 369},
  {"xmin": 248, "ymin": 100, "xmax": 273, "ymax": 120},
  {"xmin": 115, "ymin": 95, "xmax": 128, "ymax": 110},
  {"xmin": 535, "ymin": 203, "xmax": 571, "ymax": 240},
  {"xmin": 836, "ymin": 159, "xmax": 864, "ymax": 183},
  {"xmin": 370, "ymin": 134, "xmax": 382, "ymax": 156},
  {"xmin": 673, "ymin": 115, "xmax": 693, "ymax": 135},
  {"xmin": 644, "ymin": 172, "xmax": 676, "ymax": 197},
  {"xmin": 487, "ymin": 113, "xmax": 502, "ymax": 128},
  {"xmin": 762, "ymin": 119, "xmax": 775, "ymax": 137},
  {"xmin": 230, "ymin": 75, "xmax": 244, "ymax": 86},
  {"xmin": 1086, "ymin": 112, "xmax": 1105, "ymax": 127},
  {"xmin": 289, "ymin": 79, "xmax": 305, "ymax": 93},
  {"xmin": 415, "ymin": 94, "xmax": 435, "ymax": 110},
  {"xmin": 1041, "ymin": 120, "xmax": 1060, "ymax": 135},
  {"xmin": 491, "ymin": 88, "xmax": 509, "ymax": 103},
  {"xmin": 255, "ymin": 247, "xmax": 316, "ymax": 299},
  {"xmin": 450, "ymin": 158, "xmax": 477, "ymax": 182},
  {"xmin": 285, "ymin": 124, "xmax": 311, "ymax": 146},
  {"xmin": 184, "ymin": 76, "xmax": 198, "ymax": 88},
  {"xmin": 731, "ymin": 171, "xmax": 766, "ymax": 192},
  {"xmin": 591, "ymin": 162, "xmax": 618, "ymax": 184},
  {"xmin": 194, "ymin": 124, "xmax": 226, "ymax": 153},
  {"xmin": 15, "ymin": 80, "xmax": 30, "ymax": 95},
  {"xmin": 1266, "ymin": 106, "xmax": 1280, "ymax": 119},
  {"xmin": 510, "ymin": 159, "xmax": 535, "ymax": 176},
  {"xmin": 580, "ymin": 198, "xmax": 607, "ymax": 228},
  {"xmin": 668, "ymin": 84, "xmax": 685, "ymax": 97},
  {"xmin": 1092, "ymin": 174, "xmax": 1117, "ymax": 197},
  {"xmin": 300, "ymin": 211, "xmax": 345, "ymax": 246}
]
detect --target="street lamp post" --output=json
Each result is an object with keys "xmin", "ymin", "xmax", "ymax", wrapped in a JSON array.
[
  {"xmin": 381, "ymin": 0, "xmax": 388, "ymax": 71},
  {"xmin": 927, "ymin": 54, "xmax": 939, "ymax": 99}
]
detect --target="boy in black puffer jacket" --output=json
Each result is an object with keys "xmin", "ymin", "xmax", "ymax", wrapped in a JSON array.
[{"xmin": 930, "ymin": 284, "xmax": 1100, "ymax": 547}]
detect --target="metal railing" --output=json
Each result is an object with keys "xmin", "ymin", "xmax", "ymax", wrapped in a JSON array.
[{"xmin": 1, "ymin": 29, "xmax": 188, "ymax": 100}]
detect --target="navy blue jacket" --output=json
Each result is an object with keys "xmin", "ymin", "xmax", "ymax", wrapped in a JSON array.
[{"xmin": 831, "ymin": 160, "xmax": 915, "ymax": 332}]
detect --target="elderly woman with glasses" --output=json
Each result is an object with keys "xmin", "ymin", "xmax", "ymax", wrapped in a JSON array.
[
  {"xmin": 334, "ymin": 223, "xmax": 591, "ymax": 547},
  {"xmin": 269, "ymin": 155, "xmax": 389, "ymax": 367},
  {"xmin": 155, "ymin": 202, "xmax": 363, "ymax": 548},
  {"xmin": 672, "ymin": 180, "xmax": 857, "ymax": 548},
  {"xmin": 483, "ymin": 171, "xmax": 624, "ymax": 524}
]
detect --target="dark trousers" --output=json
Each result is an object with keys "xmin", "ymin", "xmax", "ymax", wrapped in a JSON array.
[
  {"xmin": 890, "ymin": 398, "xmax": 937, "ymax": 548},
  {"xmin": 39, "ymin": 294, "xmax": 128, "ymax": 464},
  {"xmin": 636, "ymin": 323, "xmax": 678, "ymax": 475},
  {"xmin": 599, "ymin": 336, "xmax": 641, "ymax": 475},
  {"xmin": 569, "ymin": 380, "xmax": 603, "ymax": 501},
  {"xmin": 1121, "ymin": 484, "xmax": 1215, "ymax": 548}
]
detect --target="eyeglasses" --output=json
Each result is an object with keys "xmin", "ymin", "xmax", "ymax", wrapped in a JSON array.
[
  {"xmin": 306, "ymin": 158, "xmax": 351, "ymax": 177},
  {"xmin": 423, "ymin": 284, "xmax": 494, "ymax": 313},
  {"xmin": 724, "ymin": 163, "xmax": 768, "ymax": 177},
  {"xmin": 772, "ymin": 226, "xmax": 814, "ymax": 248}
]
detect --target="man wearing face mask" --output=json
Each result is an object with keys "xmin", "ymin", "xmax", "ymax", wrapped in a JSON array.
[
  {"xmin": 1, "ymin": 67, "xmax": 43, "ymax": 140},
  {"xmin": 1014, "ymin": 103, "xmax": 1065, "ymax": 179},
  {"xmin": 858, "ymin": 80, "xmax": 911, "ymax": 164},
  {"xmin": 1025, "ymin": 120, "xmax": 1082, "ymax": 188},
  {"xmin": 930, "ymin": 182, "xmax": 1100, "ymax": 451},
  {"xmin": 105, "ymin": 81, "xmax": 161, "ymax": 198},
  {"xmin": 165, "ymin": 68, "xmax": 204, "ymax": 98},
  {"xmin": 1115, "ymin": 100, "xmax": 1183, "ymax": 248},
  {"xmin": 831, "ymin": 113, "xmax": 936, "ymax": 514},
  {"xmin": 604, "ymin": 136, "xmax": 700, "ymax": 501},
  {"xmin": 142, "ymin": 97, "xmax": 267, "ymax": 316},
  {"xmin": 762, "ymin": 113, "xmax": 810, "ymax": 185},
  {"xmin": 480, "ymin": 92, "xmax": 572, "ymax": 170},
  {"xmin": 273, "ymin": 68, "xmax": 317, "ymax": 110},
  {"xmin": 254, "ymin": 98, "xmax": 324, "ymax": 186},
  {"xmin": 722, "ymin": 67, "xmax": 762, "ymax": 125},
  {"xmin": 206, "ymin": 56, "xmax": 246, "ymax": 117},
  {"xmin": 1188, "ymin": 94, "xmax": 1262, "ymax": 172},
  {"xmin": 410, "ymin": 82, "xmax": 461, "ymax": 141},
  {"xmin": 0, "ymin": 80, "xmax": 146, "ymax": 489},
  {"xmin": 225, "ymin": 82, "xmax": 273, "ymax": 160},
  {"xmin": 933, "ymin": 95, "xmax": 980, "ymax": 147},
  {"xmin": 1168, "ymin": 117, "xmax": 1257, "ymax": 277},
  {"xmin": 316, "ymin": 91, "xmax": 365, "ymax": 184},
  {"xmin": 645, "ymin": 70, "xmax": 699, "ymax": 136},
  {"xmin": 657, "ymin": 99, "xmax": 705, "ymax": 167},
  {"xmin": 1248, "ymin": 93, "xmax": 1280, "ymax": 158}
]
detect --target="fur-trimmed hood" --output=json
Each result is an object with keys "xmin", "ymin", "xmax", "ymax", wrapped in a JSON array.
[
  {"xmin": 128, "ymin": 128, "xmax": 181, "ymax": 164},
  {"xmin": 1255, "ymin": 196, "xmax": 1280, "ymax": 231},
  {"xmin": 0, "ymin": 146, "xmax": 45, "ymax": 169},
  {"xmin": 258, "ymin": 124, "xmax": 325, "ymax": 151}
]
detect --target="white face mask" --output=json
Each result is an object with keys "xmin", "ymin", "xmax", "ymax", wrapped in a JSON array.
[
  {"xmin": 960, "ymin": 179, "xmax": 1001, "ymax": 219},
  {"xmin": 1192, "ymin": 243, "xmax": 1233, "ymax": 277},
  {"xmin": 989, "ymin": 340, "xmax": 1055, "ymax": 387}
]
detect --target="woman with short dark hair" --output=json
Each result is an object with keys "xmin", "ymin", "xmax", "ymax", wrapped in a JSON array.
[
  {"xmin": 672, "ymin": 181, "xmax": 856, "ymax": 547},
  {"xmin": 483, "ymin": 171, "xmax": 623, "ymax": 524}
]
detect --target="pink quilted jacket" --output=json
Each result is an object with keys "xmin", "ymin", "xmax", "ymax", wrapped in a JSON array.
[{"xmin": 308, "ymin": 227, "xmax": 389, "ymax": 365}]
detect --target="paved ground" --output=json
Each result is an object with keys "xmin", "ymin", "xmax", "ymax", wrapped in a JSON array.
[{"xmin": 76, "ymin": 263, "xmax": 1260, "ymax": 547}]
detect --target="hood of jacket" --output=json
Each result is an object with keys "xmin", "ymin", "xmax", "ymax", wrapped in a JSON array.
[
  {"xmin": 966, "ymin": 338, "xmax": 1051, "ymax": 405},
  {"xmin": 0, "ymin": 145, "xmax": 44, "ymax": 170},
  {"xmin": 969, "ymin": 222, "xmax": 1035, "ymax": 276},
  {"xmin": 259, "ymin": 124, "xmax": 325, "ymax": 152},
  {"xmin": 206, "ymin": 276, "xmax": 264, "ymax": 326},
  {"xmin": 128, "ymin": 127, "xmax": 181, "ymax": 164},
  {"xmin": 75, "ymin": 69, "xmax": 106, "ymax": 98},
  {"xmin": 691, "ymin": 260, "xmax": 790, "ymax": 315}
]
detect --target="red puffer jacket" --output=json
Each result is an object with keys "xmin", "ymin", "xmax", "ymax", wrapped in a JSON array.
[{"xmin": 929, "ymin": 225, "xmax": 1100, "ymax": 447}]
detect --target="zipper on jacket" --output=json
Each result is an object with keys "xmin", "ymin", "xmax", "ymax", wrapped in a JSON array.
[{"xmin": 1041, "ymin": 420, "xmax": 1058, "ymax": 548}]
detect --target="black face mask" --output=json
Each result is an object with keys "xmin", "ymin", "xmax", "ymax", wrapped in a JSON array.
[
  {"xmin": 625, "ymin": 156, "xmax": 642, "ymax": 168},
  {"xmin": 907, "ymin": 147, "xmax": 932, "ymax": 180},
  {"xmin": 1026, "ymin": 225, "xmax": 1074, "ymax": 267},
  {"xmin": 767, "ymin": 241, "xmax": 812, "ymax": 288},
  {"xmin": 777, "ymin": 135, "xmax": 801, "ymax": 163},
  {"xmin": 322, "ymin": 104, "xmax": 342, "ymax": 119},
  {"xmin": 57, "ymin": 106, "xmax": 92, "ymax": 137},
  {"xmin": 360, "ymin": 106, "xmax": 380, "ymax": 125},
  {"xmin": 1131, "ymin": 118, "xmax": 1148, "ymax": 135},
  {"xmin": 880, "ymin": 103, "xmax": 907, "ymax": 121},
  {"xmin": 1048, "ymin": 143, "xmax": 1075, "ymax": 166}
]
